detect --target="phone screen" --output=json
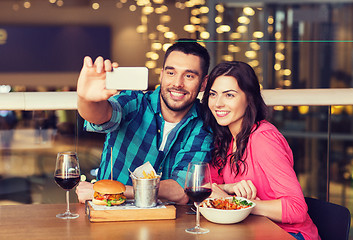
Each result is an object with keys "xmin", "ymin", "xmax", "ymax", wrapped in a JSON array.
[{"xmin": 106, "ymin": 67, "xmax": 148, "ymax": 90}]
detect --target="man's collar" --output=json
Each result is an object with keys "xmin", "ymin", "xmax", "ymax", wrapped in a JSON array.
[{"xmin": 150, "ymin": 86, "xmax": 161, "ymax": 114}]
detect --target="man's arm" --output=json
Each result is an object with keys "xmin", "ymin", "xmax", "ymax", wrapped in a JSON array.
[
  {"xmin": 121, "ymin": 180, "xmax": 189, "ymax": 205},
  {"xmin": 158, "ymin": 179, "xmax": 189, "ymax": 205},
  {"xmin": 76, "ymin": 180, "xmax": 188, "ymax": 204},
  {"xmin": 76, "ymin": 181, "xmax": 134, "ymax": 203},
  {"xmin": 75, "ymin": 181, "xmax": 94, "ymax": 203},
  {"xmin": 77, "ymin": 56, "xmax": 118, "ymax": 124}
]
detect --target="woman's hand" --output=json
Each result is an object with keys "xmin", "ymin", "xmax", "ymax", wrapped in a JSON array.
[
  {"xmin": 223, "ymin": 180, "xmax": 257, "ymax": 200},
  {"xmin": 210, "ymin": 183, "xmax": 231, "ymax": 198}
]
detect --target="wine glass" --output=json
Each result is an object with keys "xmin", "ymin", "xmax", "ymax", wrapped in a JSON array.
[
  {"xmin": 54, "ymin": 151, "xmax": 81, "ymax": 219},
  {"xmin": 184, "ymin": 162, "xmax": 212, "ymax": 234}
]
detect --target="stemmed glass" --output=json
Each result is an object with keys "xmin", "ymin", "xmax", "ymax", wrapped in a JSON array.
[
  {"xmin": 54, "ymin": 151, "xmax": 81, "ymax": 219},
  {"xmin": 184, "ymin": 162, "xmax": 212, "ymax": 234}
]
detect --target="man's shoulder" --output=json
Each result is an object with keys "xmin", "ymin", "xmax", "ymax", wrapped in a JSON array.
[
  {"xmin": 112, "ymin": 89, "xmax": 156, "ymax": 103},
  {"xmin": 116, "ymin": 89, "xmax": 152, "ymax": 98}
]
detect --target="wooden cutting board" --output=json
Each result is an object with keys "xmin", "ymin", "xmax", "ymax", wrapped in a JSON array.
[{"xmin": 85, "ymin": 200, "xmax": 176, "ymax": 222}]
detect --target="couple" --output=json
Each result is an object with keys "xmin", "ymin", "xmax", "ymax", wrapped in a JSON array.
[{"xmin": 76, "ymin": 39, "xmax": 319, "ymax": 240}]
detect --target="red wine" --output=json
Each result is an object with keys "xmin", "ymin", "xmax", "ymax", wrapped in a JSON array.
[
  {"xmin": 185, "ymin": 187, "xmax": 212, "ymax": 203},
  {"xmin": 55, "ymin": 175, "xmax": 80, "ymax": 190}
]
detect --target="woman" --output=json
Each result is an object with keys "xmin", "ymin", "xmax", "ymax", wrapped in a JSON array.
[{"xmin": 202, "ymin": 61, "xmax": 320, "ymax": 240}]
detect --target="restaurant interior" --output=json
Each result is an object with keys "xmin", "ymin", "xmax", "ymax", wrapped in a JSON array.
[{"xmin": 1, "ymin": 0, "xmax": 353, "ymax": 238}]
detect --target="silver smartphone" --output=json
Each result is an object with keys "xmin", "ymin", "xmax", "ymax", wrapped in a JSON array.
[{"xmin": 105, "ymin": 67, "xmax": 148, "ymax": 90}]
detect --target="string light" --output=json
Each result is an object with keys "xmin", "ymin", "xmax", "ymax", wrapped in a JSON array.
[
  {"xmin": 222, "ymin": 55, "xmax": 234, "ymax": 61},
  {"xmin": 129, "ymin": 5, "xmax": 137, "ymax": 11},
  {"xmin": 228, "ymin": 45, "xmax": 240, "ymax": 52},
  {"xmin": 12, "ymin": 3, "xmax": 20, "ymax": 11},
  {"xmin": 283, "ymin": 69, "xmax": 292, "ymax": 76},
  {"xmin": 275, "ymin": 52, "xmax": 285, "ymax": 61},
  {"xmin": 199, "ymin": 31, "xmax": 210, "ymax": 39},
  {"xmin": 215, "ymin": 16, "xmax": 223, "ymax": 23},
  {"xmin": 142, "ymin": 6, "xmax": 154, "ymax": 15},
  {"xmin": 136, "ymin": 25, "xmax": 147, "ymax": 33},
  {"xmin": 56, "ymin": 0, "xmax": 63, "ymax": 7},
  {"xmin": 238, "ymin": 16, "xmax": 250, "ymax": 24},
  {"xmin": 92, "ymin": 2, "xmax": 100, "ymax": 10},
  {"xmin": 230, "ymin": 32, "xmax": 241, "ymax": 39},
  {"xmin": 199, "ymin": 6, "xmax": 209, "ymax": 14},
  {"xmin": 245, "ymin": 50, "xmax": 257, "ymax": 59},
  {"xmin": 145, "ymin": 60, "xmax": 157, "ymax": 69},
  {"xmin": 163, "ymin": 43, "xmax": 172, "ymax": 51},
  {"xmin": 10, "ymin": 1, "xmax": 286, "ymax": 89},
  {"xmin": 243, "ymin": 7, "xmax": 255, "ymax": 16},
  {"xmin": 215, "ymin": 4, "xmax": 224, "ymax": 13},
  {"xmin": 184, "ymin": 24, "xmax": 196, "ymax": 33},
  {"xmin": 283, "ymin": 80, "xmax": 292, "ymax": 87},
  {"xmin": 253, "ymin": 31, "xmax": 264, "ymax": 38},
  {"xmin": 151, "ymin": 42, "xmax": 162, "ymax": 50},
  {"xmin": 24, "ymin": 0, "xmax": 31, "ymax": 8},
  {"xmin": 237, "ymin": 25, "xmax": 247, "ymax": 33}
]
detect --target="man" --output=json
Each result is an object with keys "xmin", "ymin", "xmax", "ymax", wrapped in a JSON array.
[{"xmin": 76, "ymin": 39, "xmax": 212, "ymax": 205}]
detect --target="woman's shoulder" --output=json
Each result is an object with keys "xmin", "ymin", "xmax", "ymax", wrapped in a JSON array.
[
  {"xmin": 251, "ymin": 120, "xmax": 287, "ymax": 144},
  {"xmin": 253, "ymin": 120, "xmax": 279, "ymax": 134},
  {"xmin": 249, "ymin": 121, "xmax": 293, "ymax": 163}
]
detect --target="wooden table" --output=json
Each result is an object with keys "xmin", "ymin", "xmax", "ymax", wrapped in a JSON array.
[{"xmin": 0, "ymin": 203, "xmax": 294, "ymax": 240}]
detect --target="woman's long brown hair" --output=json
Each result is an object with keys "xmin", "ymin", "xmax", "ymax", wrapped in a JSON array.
[{"xmin": 202, "ymin": 61, "xmax": 267, "ymax": 176}]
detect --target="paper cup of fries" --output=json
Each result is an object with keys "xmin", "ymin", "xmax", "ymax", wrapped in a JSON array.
[{"xmin": 130, "ymin": 162, "xmax": 161, "ymax": 208}]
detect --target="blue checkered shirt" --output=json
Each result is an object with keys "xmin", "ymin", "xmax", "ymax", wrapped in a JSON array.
[{"xmin": 84, "ymin": 87, "xmax": 213, "ymax": 187}]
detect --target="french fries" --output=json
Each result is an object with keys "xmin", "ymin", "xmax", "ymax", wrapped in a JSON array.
[{"xmin": 142, "ymin": 170, "xmax": 157, "ymax": 179}]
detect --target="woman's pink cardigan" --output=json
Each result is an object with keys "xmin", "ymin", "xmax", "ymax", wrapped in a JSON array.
[{"xmin": 210, "ymin": 121, "xmax": 320, "ymax": 240}]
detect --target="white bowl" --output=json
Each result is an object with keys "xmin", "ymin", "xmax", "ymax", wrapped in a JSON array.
[{"xmin": 199, "ymin": 197, "xmax": 255, "ymax": 224}]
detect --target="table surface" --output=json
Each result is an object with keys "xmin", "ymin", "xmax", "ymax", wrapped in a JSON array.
[{"xmin": 0, "ymin": 203, "xmax": 295, "ymax": 240}]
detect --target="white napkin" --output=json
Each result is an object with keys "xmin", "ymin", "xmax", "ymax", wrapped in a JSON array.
[{"xmin": 131, "ymin": 161, "xmax": 159, "ymax": 179}]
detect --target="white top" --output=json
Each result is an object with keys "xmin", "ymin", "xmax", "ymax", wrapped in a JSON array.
[{"xmin": 159, "ymin": 121, "xmax": 178, "ymax": 151}]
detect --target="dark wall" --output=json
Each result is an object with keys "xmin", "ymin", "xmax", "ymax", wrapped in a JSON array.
[{"xmin": 0, "ymin": 25, "xmax": 111, "ymax": 72}]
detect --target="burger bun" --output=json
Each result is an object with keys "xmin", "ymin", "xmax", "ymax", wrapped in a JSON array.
[{"xmin": 93, "ymin": 179, "xmax": 126, "ymax": 194}]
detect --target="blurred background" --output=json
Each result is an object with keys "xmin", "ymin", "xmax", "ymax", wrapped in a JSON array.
[{"xmin": 0, "ymin": 0, "xmax": 353, "ymax": 235}]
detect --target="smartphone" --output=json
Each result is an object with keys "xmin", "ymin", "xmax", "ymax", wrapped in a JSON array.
[{"xmin": 106, "ymin": 67, "xmax": 148, "ymax": 90}]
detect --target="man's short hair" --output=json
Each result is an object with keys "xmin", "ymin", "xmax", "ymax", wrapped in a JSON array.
[{"xmin": 163, "ymin": 39, "xmax": 210, "ymax": 79}]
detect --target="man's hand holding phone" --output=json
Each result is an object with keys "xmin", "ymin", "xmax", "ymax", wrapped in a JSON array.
[
  {"xmin": 77, "ymin": 56, "xmax": 149, "ymax": 124},
  {"xmin": 77, "ymin": 56, "xmax": 118, "ymax": 102}
]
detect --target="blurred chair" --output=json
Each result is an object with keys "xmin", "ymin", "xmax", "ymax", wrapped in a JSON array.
[
  {"xmin": 305, "ymin": 197, "xmax": 351, "ymax": 240},
  {"xmin": 0, "ymin": 177, "xmax": 32, "ymax": 204}
]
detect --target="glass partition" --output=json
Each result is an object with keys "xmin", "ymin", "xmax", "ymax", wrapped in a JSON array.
[
  {"xmin": 269, "ymin": 104, "xmax": 353, "ymax": 207},
  {"xmin": 0, "ymin": 109, "xmax": 104, "ymax": 204},
  {"xmin": 1, "ymin": 104, "xmax": 352, "ymax": 208}
]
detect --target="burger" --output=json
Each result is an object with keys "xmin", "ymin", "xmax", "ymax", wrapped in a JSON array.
[{"xmin": 92, "ymin": 179, "xmax": 126, "ymax": 206}]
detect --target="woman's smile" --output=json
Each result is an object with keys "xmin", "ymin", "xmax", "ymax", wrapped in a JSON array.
[{"xmin": 215, "ymin": 110, "xmax": 230, "ymax": 117}]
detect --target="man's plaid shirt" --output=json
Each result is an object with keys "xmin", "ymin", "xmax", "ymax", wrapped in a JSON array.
[{"xmin": 84, "ymin": 86, "xmax": 213, "ymax": 187}]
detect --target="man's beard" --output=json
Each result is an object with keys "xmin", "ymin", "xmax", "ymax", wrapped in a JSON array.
[{"xmin": 160, "ymin": 88, "xmax": 195, "ymax": 112}]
